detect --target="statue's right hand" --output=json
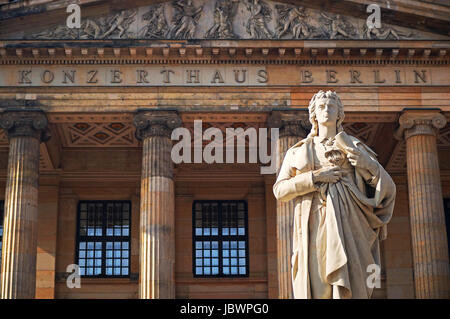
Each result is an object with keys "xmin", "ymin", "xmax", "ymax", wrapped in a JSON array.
[{"xmin": 312, "ymin": 166, "xmax": 342, "ymax": 184}]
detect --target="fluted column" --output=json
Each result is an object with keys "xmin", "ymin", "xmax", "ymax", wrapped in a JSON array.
[
  {"xmin": 0, "ymin": 110, "xmax": 49, "ymax": 299},
  {"xmin": 134, "ymin": 111, "xmax": 181, "ymax": 299},
  {"xmin": 396, "ymin": 110, "xmax": 449, "ymax": 299},
  {"xmin": 268, "ymin": 111, "xmax": 309, "ymax": 299}
]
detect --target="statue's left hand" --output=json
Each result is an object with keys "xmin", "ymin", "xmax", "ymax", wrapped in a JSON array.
[{"xmin": 345, "ymin": 147, "xmax": 378, "ymax": 173}]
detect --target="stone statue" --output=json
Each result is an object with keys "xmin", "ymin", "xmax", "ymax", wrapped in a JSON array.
[
  {"xmin": 140, "ymin": 4, "xmax": 169, "ymax": 39},
  {"xmin": 205, "ymin": 0, "xmax": 239, "ymax": 39},
  {"xmin": 245, "ymin": 0, "xmax": 273, "ymax": 39},
  {"xmin": 169, "ymin": 0, "xmax": 203, "ymax": 39},
  {"xmin": 273, "ymin": 91, "xmax": 396, "ymax": 299},
  {"xmin": 275, "ymin": 5, "xmax": 310, "ymax": 39}
]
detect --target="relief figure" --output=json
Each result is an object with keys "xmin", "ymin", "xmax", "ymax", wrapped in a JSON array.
[
  {"xmin": 275, "ymin": 5, "xmax": 310, "ymax": 39},
  {"xmin": 245, "ymin": 0, "xmax": 273, "ymax": 39},
  {"xmin": 169, "ymin": 0, "xmax": 203, "ymax": 39},
  {"xmin": 205, "ymin": 0, "xmax": 239, "ymax": 39}
]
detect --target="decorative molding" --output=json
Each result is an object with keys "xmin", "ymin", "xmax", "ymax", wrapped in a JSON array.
[
  {"xmin": 182, "ymin": 113, "xmax": 267, "ymax": 123},
  {"xmin": 395, "ymin": 111, "xmax": 447, "ymax": 140},
  {"xmin": 0, "ymin": 110, "xmax": 50, "ymax": 142},
  {"xmin": 47, "ymin": 113, "xmax": 134, "ymax": 124},
  {"xmin": 342, "ymin": 122, "xmax": 381, "ymax": 147},
  {"xmin": 56, "ymin": 122, "xmax": 139, "ymax": 148},
  {"xmin": 134, "ymin": 110, "xmax": 181, "ymax": 140},
  {"xmin": 0, "ymin": 47, "xmax": 448, "ymax": 64}
]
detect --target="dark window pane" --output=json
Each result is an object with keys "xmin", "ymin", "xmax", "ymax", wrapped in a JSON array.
[
  {"xmin": 193, "ymin": 201, "xmax": 248, "ymax": 277},
  {"xmin": 444, "ymin": 199, "xmax": 450, "ymax": 259},
  {"xmin": 0, "ymin": 201, "xmax": 4, "ymax": 263},
  {"xmin": 76, "ymin": 201, "xmax": 131, "ymax": 278}
]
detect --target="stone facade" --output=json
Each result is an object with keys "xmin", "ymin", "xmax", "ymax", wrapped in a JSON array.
[{"xmin": 0, "ymin": 0, "xmax": 449, "ymax": 299}]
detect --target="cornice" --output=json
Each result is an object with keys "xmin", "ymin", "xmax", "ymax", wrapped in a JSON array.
[{"xmin": 0, "ymin": 40, "xmax": 448, "ymax": 65}]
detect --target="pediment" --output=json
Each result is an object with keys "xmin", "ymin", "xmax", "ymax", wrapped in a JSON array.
[{"xmin": 0, "ymin": 0, "xmax": 448, "ymax": 40}]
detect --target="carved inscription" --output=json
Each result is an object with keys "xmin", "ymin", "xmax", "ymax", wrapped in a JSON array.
[{"xmin": 0, "ymin": 67, "xmax": 442, "ymax": 87}]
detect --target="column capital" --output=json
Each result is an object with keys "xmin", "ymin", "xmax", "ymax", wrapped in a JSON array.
[
  {"xmin": 267, "ymin": 111, "xmax": 310, "ymax": 138},
  {"xmin": 133, "ymin": 110, "xmax": 181, "ymax": 140},
  {"xmin": 0, "ymin": 109, "xmax": 50, "ymax": 142},
  {"xmin": 395, "ymin": 110, "xmax": 447, "ymax": 140}
]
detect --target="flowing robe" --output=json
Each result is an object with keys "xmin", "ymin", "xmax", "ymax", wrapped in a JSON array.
[{"xmin": 273, "ymin": 135, "xmax": 396, "ymax": 299}]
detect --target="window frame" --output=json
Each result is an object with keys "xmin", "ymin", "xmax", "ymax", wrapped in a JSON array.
[
  {"xmin": 75, "ymin": 200, "xmax": 131, "ymax": 279},
  {"xmin": 444, "ymin": 198, "xmax": 450, "ymax": 260},
  {"xmin": 0, "ymin": 200, "xmax": 4, "ymax": 263},
  {"xmin": 192, "ymin": 200, "xmax": 249, "ymax": 278}
]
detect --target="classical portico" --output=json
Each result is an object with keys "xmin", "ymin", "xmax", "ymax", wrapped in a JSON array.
[
  {"xmin": 0, "ymin": 97, "xmax": 449, "ymax": 300},
  {"xmin": 0, "ymin": 0, "xmax": 449, "ymax": 300}
]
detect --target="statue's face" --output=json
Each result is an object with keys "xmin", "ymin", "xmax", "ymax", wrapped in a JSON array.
[{"xmin": 315, "ymin": 98, "xmax": 339, "ymax": 126}]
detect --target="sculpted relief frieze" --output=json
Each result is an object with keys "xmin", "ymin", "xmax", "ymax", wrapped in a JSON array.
[{"xmin": 12, "ymin": 0, "xmax": 445, "ymax": 40}]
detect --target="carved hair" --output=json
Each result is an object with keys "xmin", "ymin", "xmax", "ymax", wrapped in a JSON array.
[{"xmin": 306, "ymin": 90, "xmax": 345, "ymax": 140}]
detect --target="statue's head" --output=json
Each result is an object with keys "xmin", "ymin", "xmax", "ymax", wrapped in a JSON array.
[{"xmin": 307, "ymin": 90, "xmax": 345, "ymax": 138}]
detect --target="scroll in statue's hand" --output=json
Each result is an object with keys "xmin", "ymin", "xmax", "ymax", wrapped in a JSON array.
[
  {"xmin": 312, "ymin": 165, "xmax": 342, "ymax": 184},
  {"xmin": 345, "ymin": 147, "xmax": 378, "ymax": 172}
]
